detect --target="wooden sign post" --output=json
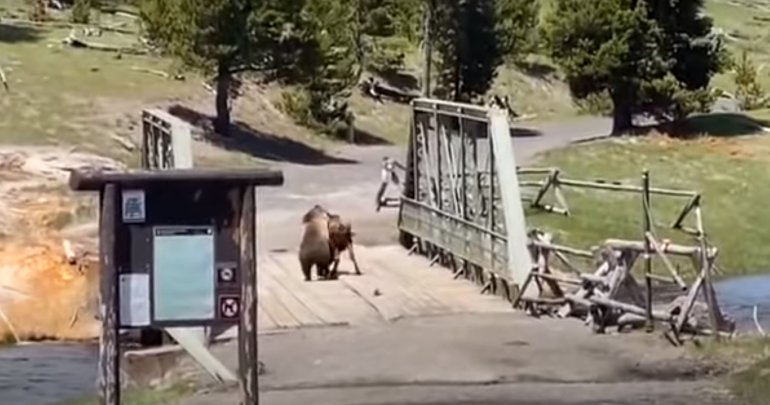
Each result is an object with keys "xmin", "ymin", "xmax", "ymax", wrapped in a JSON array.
[{"xmin": 69, "ymin": 168, "xmax": 284, "ymax": 405}]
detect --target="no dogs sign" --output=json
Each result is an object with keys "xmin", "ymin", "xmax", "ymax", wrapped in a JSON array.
[{"xmin": 218, "ymin": 295, "xmax": 241, "ymax": 319}]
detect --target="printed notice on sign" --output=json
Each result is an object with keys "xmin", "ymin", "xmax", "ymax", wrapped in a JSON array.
[
  {"xmin": 152, "ymin": 226, "xmax": 216, "ymax": 322},
  {"xmin": 122, "ymin": 189, "xmax": 146, "ymax": 223},
  {"xmin": 119, "ymin": 273, "xmax": 151, "ymax": 327}
]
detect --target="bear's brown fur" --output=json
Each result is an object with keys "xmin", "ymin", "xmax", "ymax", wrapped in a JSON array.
[
  {"xmin": 298, "ymin": 205, "xmax": 333, "ymax": 281},
  {"xmin": 327, "ymin": 214, "xmax": 361, "ymax": 280}
]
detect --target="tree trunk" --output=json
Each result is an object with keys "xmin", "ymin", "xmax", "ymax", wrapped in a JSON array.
[
  {"xmin": 214, "ymin": 62, "xmax": 232, "ymax": 136},
  {"xmin": 452, "ymin": 60, "xmax": 461, "ymax": 102},
  {"xmin": 611, "ymin": 91, "xmax": 634, "ymax": 135},
  {"xmin": 421, "ymin": 0, "xmax": 434, "ymax": 98}
]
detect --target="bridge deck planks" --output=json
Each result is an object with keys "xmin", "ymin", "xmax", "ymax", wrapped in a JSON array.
[
  {"xmin": 256, "ymin": 244, "xmax": 513, "ymax": 332},
  {"xmin": 373, "ymin": 245, "xmax": 513, "ymax": 314},
  {"xmin": 268, "ymin": 253, "xmax": 378, "ymax": 327}
]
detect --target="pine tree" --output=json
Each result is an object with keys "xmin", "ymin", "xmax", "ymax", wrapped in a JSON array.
[
  {"xmin": 495, "ymin": 0, "xmax": 539, "ymax": 62},
  {"xmin": 433, "ymin": 0, "xmax": 502, "ymax": 102},
  {"xmin": 647, "ymin": 0, "xmax": 726, "ymax": 90},
  {"xmin": 734, "ymin": 50, "xmax": 766, "ymax": 110},
  {"xmin": 643, "ymin": 0, "xmax": 728, "ymax": 120},
  {"xmin": 139, "ymin": 0, "xmax": 254, "ymax": 135},
  {"xmin": 138, "ymin": 0, "xmax": 323, "ymax": 136},
  {"xmin": 544, "ymin": 0, "xmax": 666, "ymax": 133}
]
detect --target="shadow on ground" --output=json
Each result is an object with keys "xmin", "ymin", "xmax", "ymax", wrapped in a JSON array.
[
  {"xmin": 510, "ymin": 127, "xmax": 543, "ymax": 138},
  {"xmin": 0, "ymin": 24, "xmax": 42, "ymax": 43},
  {"xmin": 168, "ymin": 104, "xmax": 358, "ymax": 165},
  {"xmin": 628, "ymin": 113, "xmax": 770, "ymax": 139},
  {"xmin": 352, "ymin": 126, "xmax": 395, "ymax": 146}
]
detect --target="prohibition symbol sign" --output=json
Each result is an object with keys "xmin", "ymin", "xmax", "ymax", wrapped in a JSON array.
[{"xmin": 218, "ymin": 295, "xmax": 240, "ymax": 319}]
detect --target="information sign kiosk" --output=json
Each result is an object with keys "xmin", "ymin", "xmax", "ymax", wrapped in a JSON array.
[{"xmin": 69, "ymin": 168, "xmax": 284, "ymax": 405}]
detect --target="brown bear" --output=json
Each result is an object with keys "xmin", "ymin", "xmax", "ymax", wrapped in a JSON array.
[{"xmin": 298, "ymin": 205, "xmax": 334, "ymax": 281}]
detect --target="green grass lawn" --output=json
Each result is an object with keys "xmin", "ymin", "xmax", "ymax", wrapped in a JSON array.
[
  {"xmin": 524, "ymin": 117, "xmax": 770, "ymax": 278},
  {"xmin": 702, "ymin": 0, "xmax": 770, "ymax": 93}
]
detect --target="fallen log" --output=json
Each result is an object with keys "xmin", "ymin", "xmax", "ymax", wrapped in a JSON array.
[
  {"xmin": 603, "ymin": 238, "xmax": 717, "ymax": 257},
  {"xmin": 617, "ymin": 312, "xmax": 647, "ymax": 330},
  {"xmin": 557, "ymin": 261, "xmax": 612, "ymax": 318},
  {"xmin": 131, "ymin": 66, "xmax": 185, "ymax": 81},
  {"xmin": 62, "ymin": 32, "xmax": 148, "ymax": 55},
  {"xmin": 587, "ymin": 295, "xmax": 673, "ymax": 322},
  {"xmin": 3, "ymin": 18, "xmax": 135, "ymax": 34},
  {"xmin": 529, "ymin": 239, "xmax": 594, "ymax": 258},
  {"xmin": 520, "ymin": 297, "xmax": 568, "ymax": 305},
  {"xmin": 531, "ymin": 272, "xmax": 582, "ymax": 286}
]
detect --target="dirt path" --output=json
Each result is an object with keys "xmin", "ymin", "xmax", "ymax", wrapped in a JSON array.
[{"xmin": 178, "ymin": 314, "xmax": 741, "ymax": 405}]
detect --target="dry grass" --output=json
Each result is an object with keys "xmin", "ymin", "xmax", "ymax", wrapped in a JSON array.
[
  {"xmin": 707, "ymin": 0, "xmax": 770, "ymax": 92},
  {"xmin": 0, "ymin": 3, "xmax": 329, "ymax": 167},
  {"xmin": 688, "ymin": 336, "xmax": 770, "ymax": 405},
  {"xmin": 0, "ymin": 12, "xmax": 190, "ymax": 151},
  {"xmin": 356, "ymin": 50, "xmax": 577, "ymax": 145}
]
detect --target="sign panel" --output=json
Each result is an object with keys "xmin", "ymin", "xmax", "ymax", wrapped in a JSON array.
[
  {"xmin": 119, "ymin": 273, "xmax": 150, "ymax": 327},
  {"xmin": 218, "ymin": 295, "xmax": 241, "ymax": 320},
  {"xmin": 152, "ymin": 226, "xmax": 216, "ymax": 322},
  {"xmin": 121, "ymin": 189, "xmax": 146, "ymax": 223},
  {"xmin": 216, "ymin": 265, "xmax": 238, "ymax": 285}
]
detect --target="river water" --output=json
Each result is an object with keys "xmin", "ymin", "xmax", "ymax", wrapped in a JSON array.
[
  {"xmin": 1, "ymin": 343, "xmax": 98, "ymax": 405},
  {"xmin": 1, "ymin": 275, "xmax": 769, "ymax": 404},
  {"xmin": 713, "ymin": 274, "xmax": 770, "ymax": 333}
]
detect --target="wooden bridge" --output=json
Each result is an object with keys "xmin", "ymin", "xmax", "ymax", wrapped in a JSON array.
[{"xmin": 256, "ymin": 245, "xmax": 512, "ymax": 332}]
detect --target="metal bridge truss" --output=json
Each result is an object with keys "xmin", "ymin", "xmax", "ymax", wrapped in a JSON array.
[
  {"xmin": 141, "ymin": 109, "xmax": 193, "ymax": 170},
  {"xmin": 398, "ymin": 99, "xmax": 532, "ymax": 301}
]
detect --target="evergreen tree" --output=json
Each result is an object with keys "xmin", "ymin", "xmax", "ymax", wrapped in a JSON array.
[
  {"xmin": 733, "ymin": 50, "xmax": 767, "ymax": 110},
  {"xmin": 544, "ymin": 0, "xmax": 666, "ymax": 133},
  {"xmin": 357, "ymin": 0, "xmax": 418, "ymax": 75},
  {"xmin": 495, "ymin": 0, "xmax": 540, "ymax": 62},
  {"xmin": 138, "ymin": 0, "xmax": 322, "ymax": 136},
  {"xmin": 295, "ymin": 0, "xmax": 362, "ymax": 131},
  {"xmin": 641, "ymin": 0, "xmax": 727, "ymax": 120},
  {"xmin": 647, "ymin": 0, "xmax": 726, "ymax": 90},
  {"xmin": 545, "ymin": 0, "xmax": 725, "ymax": 132},
  {"xmin": 433, "ymin": 0, "xmax": 502, "ymax": 102}
]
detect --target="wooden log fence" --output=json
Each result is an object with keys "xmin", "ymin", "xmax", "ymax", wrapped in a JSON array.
[{"xmin": 513, "ymin": 169, "xmax": 734, "ymax": 345}]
